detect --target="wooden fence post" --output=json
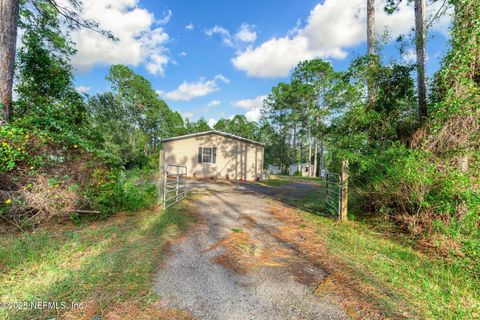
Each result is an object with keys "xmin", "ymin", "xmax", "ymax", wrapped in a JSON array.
[{"xmin": 340, "ymin": 160, "xmax": 348, "ymax": 222}]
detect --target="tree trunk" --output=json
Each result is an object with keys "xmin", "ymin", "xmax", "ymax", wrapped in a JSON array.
[
  {"xmin": 320, "ymin": 140, "xmax": 324, "ymax": 177},
  {"xmin": 367, "ymin": 0, "xmax": 375, "ymax": 56},
  {"xmin": 367, "ymin": 0, "xmax": 376, "ymax": 107},
  {"xmin": 0, "ymin": 0, "xmax": 20, "ymax": 124},
  {"xmin": 313, "ymin": 136, "xmax": 318, "ymax": 178},
  {"xmin": 299, "ymin": 139, "xmax": 303, "ymax": 164},
  {"xmin": 313, "ymin": 116, "xmax": 319, "ymax": 177},
  {"xmin": 292, "ymin": 122, "xmax": 297, "ymax": 164},
  {"xmin": 415, "ymin": 0, "xmax": 428, "ymax": 122},
  {"xmin": 307, "ymin": 125, "xmax": 312, "ymax": 177}
]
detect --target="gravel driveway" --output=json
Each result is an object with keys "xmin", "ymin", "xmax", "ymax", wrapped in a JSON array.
[{"xmin": 154, "ymin": 181, "xmax": 349, "ymax": 320}]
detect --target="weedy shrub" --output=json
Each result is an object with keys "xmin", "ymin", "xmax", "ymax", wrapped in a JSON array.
[
  {"xmin": 0, "ymin": 125, "xmax": 157, "ymax": 229},
  {"xmin": 89, "ymin": 170, "xmax": 157, "ymax": 217},
  {"xmin": 344, "ymin": 144, "xmax": 479, "ymax": 275}
]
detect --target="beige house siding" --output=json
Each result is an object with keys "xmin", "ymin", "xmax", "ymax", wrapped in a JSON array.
[{"xmin": 163, "ymin": 132, "xmax": 264, "ymax": 181}]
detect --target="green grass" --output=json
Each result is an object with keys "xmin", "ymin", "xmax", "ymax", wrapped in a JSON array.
[
  {"xmin": 299, "ymin": 211, "xmax": 480, "ymax": 319},
  {"xmin": 0, "ymin": 200, "xmax": 195, "ymax": 319},
  {"xmin": 286, "ymin": 182, "xmax": 328, "ymax": 215},
  {"xmin": 262, "ymin": 175, "xmax": 479, "ymax": 318},
  {"xmin": 260, "ymin": 178, "xmax": 292, "ymax": 186},
  {"xmin": 261, "ymin": 174, "xmax": 323, "ymax": 187}
]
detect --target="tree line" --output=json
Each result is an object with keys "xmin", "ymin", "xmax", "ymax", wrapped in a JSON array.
[
  {"xmin": 259, "ymin": 0, "xmax": 479, "ymax": 266},
  {"xmin": 0, "ymin": 0, "xmax": 266, "ymax": 168}
]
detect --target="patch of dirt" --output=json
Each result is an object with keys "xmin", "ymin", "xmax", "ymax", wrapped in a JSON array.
[
  {"xmin": 268, "ymin": 202, "xmax": 414, "ymax": 320},
  {"xmin": 210, "ymin": 230, "xmax": 288, "ymax": 274}
]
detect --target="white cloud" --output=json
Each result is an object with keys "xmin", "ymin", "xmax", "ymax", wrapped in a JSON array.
[
  {"xmin": 70, "ymin": 0, "xmax": 171, "ymax": 76},
  {"xmin": 232, "ymin": 95, "xmax": 267, "ymax": 122},
  {"xmin": 75, "ymin": 86, "xmax": 91, "ymax": 94},
  {"xmin": 208, "ymin": 118, "xmax": 217, "ymax": 128},
  {"xmin": 205, "ymin": 25, "xmax": 233, "ymax": 46},
  {"xmin": 206, "ymin": 23, "xmax": 257, "ymax": 47},
  {"xmin": 232, "ymin": 95, "xmax": 267, "ymax": 110},
  {"xmin": 232, "ymin": 0, "xmax": 451, "ymax": 78},
  {"xmin": 180, "ymin": 51, "xmax": 187, "ymax": 57},
  {"xmin": 185, "ymin": 23, "xmax": 194, "ymax": 30},
  {"xmin": 161, "ymin": 74, "xmax": 229, "ymax": 101},
  {"xmin": 158, "ymin": 10, "xmax": 172, "ymax": 25},
  {"xmin": 234, "ymin": 23, "xmax": 257, "ymax": 43},
  {"xmin": 245, "ymin": 108, "xmax": 262, "ymax": 122},
  {"xmin": 207, "ymin": 100, "xmax": 221, "ymax": 107},
  {"xmin": 213, "ymin": 74, "xmax": 230, "ymax": 84}
]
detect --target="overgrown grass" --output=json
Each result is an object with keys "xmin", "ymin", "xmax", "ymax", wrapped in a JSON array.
[
  {"xmin": 0, "ymin": 199, "xmax": 195, "ymax": 319},
  {"xmin": 295, "ymin": 207, "xmax": 480, "ymax": 319},
  {"xmin": 263, "ymin": 175, "xmax": 479, "ymax": 318}
]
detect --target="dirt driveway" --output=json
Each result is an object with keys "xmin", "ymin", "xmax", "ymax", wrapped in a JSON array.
[{"xmin": 154, "ymin": 181, "xmax": 349, "ymax": 320}]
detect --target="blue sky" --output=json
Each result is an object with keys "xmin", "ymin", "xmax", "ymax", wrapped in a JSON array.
[{"xmin": 72, "ymin": 0, "xmax": 451, "ymax": 126}]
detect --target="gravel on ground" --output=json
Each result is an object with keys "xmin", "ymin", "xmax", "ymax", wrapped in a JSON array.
[{"xmin": 153, "ymin": 181, "xmax": 349, "ymax": 320}]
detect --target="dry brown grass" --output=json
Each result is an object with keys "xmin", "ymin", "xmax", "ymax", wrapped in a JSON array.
[
  {"xmin": 62, "ymin": 299, "xmax": 192, "ymax": 320},
  {"xmin": 0, "ymin": 175, "xmax": 81, "ymax": 229},
  {"xmin": 208, "ymin": 200, "xmax": 408, "ymax": 319},
  {"xmin": 210, "ymin": 229, "xmax": 288, "ymax": 274},
  {"xmin": 267, "ymin": 202, "xmax": 410, "ymax": 320}
]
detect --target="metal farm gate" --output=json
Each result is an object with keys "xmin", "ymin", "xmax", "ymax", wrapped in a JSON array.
[
  {"xmin": 325, "ymin": 172, "xmax": 342, "ymax": 218},
  {"xmin": 162, "ymin": 164, "xmax": 188, "ymax": 209}
]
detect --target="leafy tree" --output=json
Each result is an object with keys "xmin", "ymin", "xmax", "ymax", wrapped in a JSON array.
[
  {"xmin": 292, "ymin": 59, "xmax": 338, "ymax": 175},
  {"xmin": 13, "ymin": 1, "xmax": 87, "ymax": 135},
  {"xmin": 263, "ymin": 82, "xmax": 297, "ymax": 168},
  {"xmin": 192, "ymin": 117, "xmax": 211, "ymax": 132},
  {"xmin": 88, "ymin": 65, "xmax": 175, "ymax": 167},
  {"xmin": 0, "ymin": 0, "xmax": 113, "ymax": 123},
  {"xmin": 214, "ymin": 115, "xmax": 259, "ymax": 140}
]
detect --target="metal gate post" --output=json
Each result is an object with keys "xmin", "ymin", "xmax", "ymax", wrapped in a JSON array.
[
  {"xmin": 163, "ymin": 163, "xmax": 167, "ymax": 209},
  {"xmin": 184, "ymin": 167, "xmax": 187, "ymax": 197},
  {"xmin": 175, "ymin": 166, "xmax": 179, "ymax": 202}
]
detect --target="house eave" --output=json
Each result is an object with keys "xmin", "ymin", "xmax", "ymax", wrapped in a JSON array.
[{"xmin": 161, "ymin": 130, "xmax": 265, "ymax": 147}]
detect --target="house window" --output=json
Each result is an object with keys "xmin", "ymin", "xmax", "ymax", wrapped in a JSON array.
[
  {"xmin": 202, "ymin": 147, "xmax": 213, "ymax": 163},
  {"xmin": 198, "ymin": 147, "xmax": 217, "ymax": 163}
]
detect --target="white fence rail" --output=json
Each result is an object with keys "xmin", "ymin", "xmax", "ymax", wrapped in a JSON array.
[{"xmin": 163, "ymin": 164, "xmax": 188, "ymax": 209}]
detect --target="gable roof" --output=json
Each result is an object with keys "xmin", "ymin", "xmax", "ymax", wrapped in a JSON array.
[{"xmin": 161, "ymin": 130, "xmax": 264, "ymax": 146}]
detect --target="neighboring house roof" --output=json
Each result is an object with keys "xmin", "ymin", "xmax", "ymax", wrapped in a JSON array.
[{"xmin": 161, "ymin": 130, "xmax": 264, "ymax": 147}]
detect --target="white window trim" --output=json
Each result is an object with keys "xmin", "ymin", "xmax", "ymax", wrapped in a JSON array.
[{"xmin": 201, "ymin": 146, "xmax": 213, "ymax": 164}]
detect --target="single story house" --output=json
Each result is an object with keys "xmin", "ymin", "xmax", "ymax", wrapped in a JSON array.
[
  {"xmin": 289, "ymin": 163, "xmax": 311, "ymax": 176},
  {"xmin": 161, "ymin": 130, "xmax": 264, "ymax": 181}
]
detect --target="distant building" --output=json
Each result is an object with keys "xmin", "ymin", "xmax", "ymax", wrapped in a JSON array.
[
  {"xmin": 267, "ymin": 165, "xmax": 282, "ymax": 175},
  {"xmin": 161, "ymin": 130, "xmax": 264, "ymax": 181},
  {"xmin": 289, "ymin": 163, "xmax": 311, "ymax": 177}
]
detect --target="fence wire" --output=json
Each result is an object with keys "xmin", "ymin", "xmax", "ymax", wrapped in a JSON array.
[{"xmin": 325, "ymin": 172, "xmax": 342, "ymax": 218}]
